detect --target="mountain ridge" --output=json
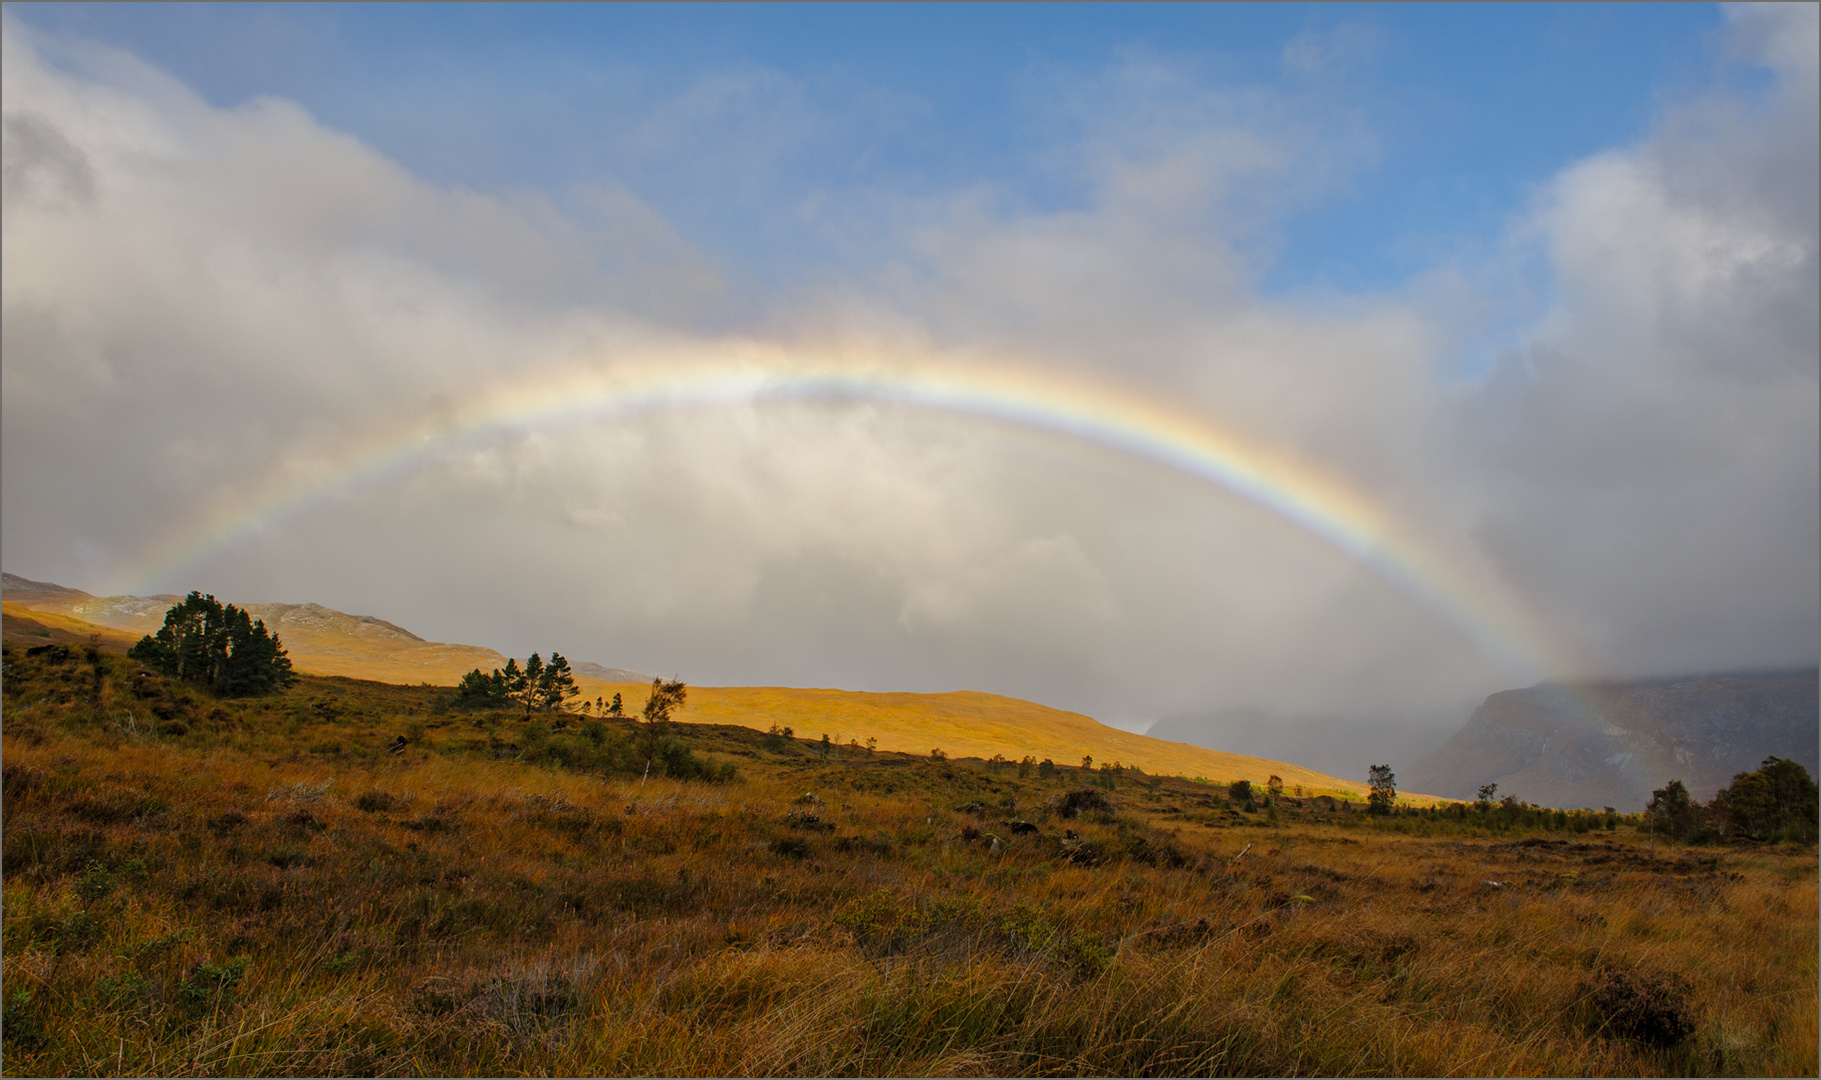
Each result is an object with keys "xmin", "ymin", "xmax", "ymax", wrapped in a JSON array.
[{"xmin": 1404, "ymin": 668, "xmax": 1820, "ymax": 811}]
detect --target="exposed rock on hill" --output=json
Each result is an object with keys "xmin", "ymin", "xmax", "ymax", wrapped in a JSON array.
[
  {"xmin": 573, "ymin": 661, "xmax": 653, "ymax": 684},
  {"xmin": 1405, "ymin": 670, "xmax": 1820, "ymax": 811}
]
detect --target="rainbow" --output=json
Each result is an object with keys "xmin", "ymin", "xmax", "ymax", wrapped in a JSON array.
[{"xmin": 116, "ymin": 341, "xmax": 1569, "ymax": 681}]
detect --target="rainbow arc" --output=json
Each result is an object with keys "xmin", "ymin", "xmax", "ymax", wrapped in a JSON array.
[{"xmin": 118, "ymin": 342, "xmax": 1570, "ymax": 683}]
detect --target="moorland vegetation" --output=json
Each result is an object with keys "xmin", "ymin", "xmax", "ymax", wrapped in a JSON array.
[{"xmin": 2, "ymin": 631, "xmax": 1815, "ymax": 1077}]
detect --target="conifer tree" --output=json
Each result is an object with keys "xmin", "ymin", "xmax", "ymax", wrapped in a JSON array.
[
  {"xmin": 1367, "ymin": 764, "xmax": 1397, "ymax": 815},
  {"xmin": 638, "ymin": 677, "xmax": 688, "ymax": 762},
  {"xmin": 539, "ymin": 652, "xmax": 579, "ymax": 712}
]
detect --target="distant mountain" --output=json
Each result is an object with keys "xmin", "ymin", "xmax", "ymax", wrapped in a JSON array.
[
  {"xmin": 1404, "ymin": 669, "xmax": 1820, "ymax": 811},
  {"xmin": 2, "ymin": 573, "xmax": 92, "ymax": 601},
  {"xmin": 573, "ymin": 661, "xmax": 653, "ymax": 684},
  {"xmin": 2, "ymin": 573, "xmax": 180, "ymax": 631}
]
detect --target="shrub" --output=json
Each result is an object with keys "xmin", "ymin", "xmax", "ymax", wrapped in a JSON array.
[
  {"xmin": 1584, "ymin": 966, "xmax": 1696, "ymax": 1047},
  {"xmin": 74, "ymin": 859, "xmax": 113, "ymax": 901},
  {"xmin": 657, "ymin": 738, "xmax": 737, "ymax": 783},
  {"xmin": 1053, "ymin": 788, "xmax": 1112, "ymax": 819},
  {"xmin": 770, "ymin": 836, "xmax": 811, "ymax": 859},
  {"xmin": 355, "ymin": 791, "xmax": 399, "ymax": 813},
  {"xmin": 179, "ymin": 955, "xmax": 251, "ymax": 1013},
  {"xmin": 2, "ymin": 988, "xmax": 45, "ymax": 1053}
]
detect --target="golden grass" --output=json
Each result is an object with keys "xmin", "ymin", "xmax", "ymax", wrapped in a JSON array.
[
  {"xmin": 3, "ymin": 644, "xmax": 1814, "ymax": 1077},
  {"xmin": 1, "ymin": 603, "xmax": 141, "ymax": 652},
  {"xmin": 574, "ymin": 680, "xmax": 1386, "ymax": 801}
]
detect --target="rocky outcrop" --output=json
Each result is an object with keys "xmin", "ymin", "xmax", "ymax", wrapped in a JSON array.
[
  {"xmin": 572, "ymin": 661, "xmax": 652, "ymax": 684},
  {"xmin": 1406, "ymin": 670, "xmax": 1819, "ymax": 810}
]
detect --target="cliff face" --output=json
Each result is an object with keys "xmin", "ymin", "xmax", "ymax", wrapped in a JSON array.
[{"xmin": 1405, "ymin": 670, "xmax": 1819, "ymax": 810}]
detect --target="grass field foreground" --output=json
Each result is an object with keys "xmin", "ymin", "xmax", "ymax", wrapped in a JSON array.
[{"xmin": 2, "ymin": 642, "xmax": 1815, "ymax": 1076}]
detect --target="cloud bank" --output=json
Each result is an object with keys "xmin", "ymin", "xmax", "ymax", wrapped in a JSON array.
[{"xmin": 3, "ymin": 7, "xmax": 1814, "ymax": 770}]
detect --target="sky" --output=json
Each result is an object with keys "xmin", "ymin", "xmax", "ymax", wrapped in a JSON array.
[{"xmin": 3, "ymin": 3, "xmax": 1816, "ymax": 774}]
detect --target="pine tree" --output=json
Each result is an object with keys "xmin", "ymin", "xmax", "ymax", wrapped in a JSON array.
[
  {"xmin": 538, "ymin": 652, "xmax": 580, "ymax": 712},
  {"xmin": 1367, "ymin": 764, "xmax": 1397, "ymax": 815},
  {"xmin": 512, "ymin": 654, "xmax": 545, "ymax": 717},
  {"xmin": 638, "ymin": 677, "xmax": 688, "ymax": 762}
]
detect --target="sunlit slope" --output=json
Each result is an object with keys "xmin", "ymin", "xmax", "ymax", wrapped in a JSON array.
[
  {"xmin": 1, "ymin": 602, "xmax": 142, "ymax": 651},
  {"xmin": 572, "ymin": 678, "xmax": 1374, "ymax": 799},
  {"xmin": 227, "ymin": 604, "xmax": 509, "ymax": 686},
  {"xmin": 2, "ymin": 576, "xmax": 507, "ymax": 685}
]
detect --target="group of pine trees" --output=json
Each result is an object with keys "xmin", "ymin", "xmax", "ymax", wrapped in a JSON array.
[
  {"xmin": 128, "ymin": 591, "xmax": 294, "ymax": 696},
  {"xmin": 126, "ymin": 590, "xmax": 657, "ymax": 728},
  {"xmin": 452, "ymin": 652, "xmax": 580, "ymax": 716}
]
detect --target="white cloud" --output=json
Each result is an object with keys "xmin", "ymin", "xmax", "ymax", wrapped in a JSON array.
[
  {"xmin": 1461, "ymin": 3, "xmax": 1818, "ymax": 678},
  {"xmin": 1, "ymin": 9, "xmax": 1813, "ymax": 754}
]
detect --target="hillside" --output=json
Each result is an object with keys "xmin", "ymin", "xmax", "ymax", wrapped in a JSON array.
[
  {"xmin": 570, "ymin": 682, "xmax": 1375, "ymax": 800},
  {"xmin": 2, "ymin": 574, "xmax": 511, "ymax": 687},
  {"xmin": 1, "ymin": 601, "xmax": 142, "ymax": 652},
  {"xmin": 1405, "ymin": 670, "xmax": 1821, "ymax": 811},
  {"xmin": 2, "ymin": 575, "xmax": 1379, "ymax": 800}
]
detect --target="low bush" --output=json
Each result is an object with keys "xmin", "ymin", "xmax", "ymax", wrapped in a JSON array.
[{"xmin": 1583, "ymin": 966, "xmax": 1697, "ymax": 1047}]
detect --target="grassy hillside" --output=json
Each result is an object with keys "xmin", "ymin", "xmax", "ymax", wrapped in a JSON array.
[
  {"xmin": 3, "ymin": 595, "xmax": 1389, "ymax": 800},
  {"xmin": 2, "ymin": 642, "xmax": 1815, "ymax": 1077},
  {"xmin": 1, "ymin": 602, "xmax": 141, "ymax": 653},
  {"xmin": 2, "ymin": 580, "xmax": 510, "ymax": 688},
  {"xmin": 573, "ymin": 680, "xmax": 1378, "ymax": 801}
]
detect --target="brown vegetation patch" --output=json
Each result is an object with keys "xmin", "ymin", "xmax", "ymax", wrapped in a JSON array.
[{"xmin": 1584, "ymin": 966, "xmax": 1698, "ymax": 1046}]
